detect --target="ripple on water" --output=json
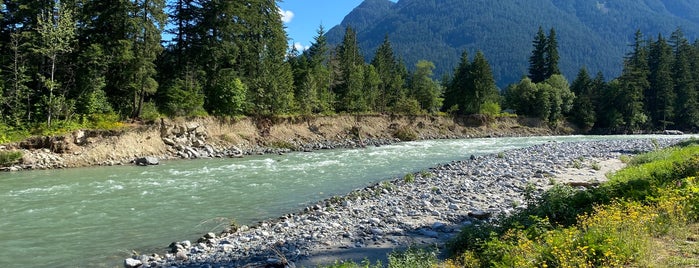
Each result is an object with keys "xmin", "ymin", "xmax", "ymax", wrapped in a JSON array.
[{"xmin": 8, "ymin": 184, "xmax": 73, "ymax": 197}]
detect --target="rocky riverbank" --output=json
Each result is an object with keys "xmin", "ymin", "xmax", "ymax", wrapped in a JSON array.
[
  {"xmin": 1, "ymin": 115, "xmax": 556, "ymax": 171},
  {"xmin": 124, "ymin": 138, "xmax": 686, "ymax": 268}
]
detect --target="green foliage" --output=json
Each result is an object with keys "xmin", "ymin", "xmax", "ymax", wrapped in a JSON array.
[
  {"xmin": 570, "ymin": 67, "xmax": 597, "ymax": 131},
  {"xmin": 207, "ymin": 71, "xmax": 247, "ymax": 116},
  {"xmin": 0, "ymin": 123, "xmax": 30, "ymax": 144},
  {"xmin": 392, "ymin": 97, "xmax": 424, "ymax": 115},
  {"xmin": 504, "ymin": 75, "xmax": 573, "ymax": 124},
  {"xmin": 139, "ymin": 102, "xmax": 161, "ymax": 123},
  {"xmin": 528, "ymin": 26, "xmax": 549, "ymax": 83},
  {"xmin": 444, "ymin": 50, "xmax": 499, "ymax": 115},
  {"xmin": 387, "ymin": 246, "xmax": 438, "ymax": 268},
  {"xmin": 393, "ymin": 126, "xmax": 418, "ymax": 141},
  {"xmin": 0, "ymin": 150, "xmax": 23, "ymax": 166},
  {"xmin": 480, "ymin": 101, "xmax": 501, "ymax": 117},
  {"xmin": 163, "ymin": 77, "xmax": 207, "ymax": 117},
  {"xmin": 267, "ymin": 140, "xmax": 296, "ymax": 150},
  {"xmin": 323, "ymin": 259, "xmax": 383, "ymax": 268},
  {"xmin": 408, "ymin": 60, "xmax": 442, "ymax": 113},
  {"xmin": 447, "ymin": 143, "xmax": 699, "ymax": 267},
  {"xmin": 85, "ymin": 113, "xmax": 123, "ymax": 130},
  {"xmin": 403, "ymin": 173, "xmax": 415, "ymax": 183}
]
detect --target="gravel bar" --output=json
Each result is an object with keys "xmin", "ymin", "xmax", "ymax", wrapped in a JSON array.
[{"xmin": 125, "ymin": 138, "xmax": 689, "ymax": 268}]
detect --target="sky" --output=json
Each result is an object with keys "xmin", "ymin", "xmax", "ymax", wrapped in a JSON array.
[{"xmin": 277, "ymin": 0, "xmax": 365, "ymax": 51}]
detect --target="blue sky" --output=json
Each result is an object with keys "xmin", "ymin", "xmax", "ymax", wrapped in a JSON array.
[{"xmin": 278, "ymin": 0, "xmax": 365, "ymax": 50}]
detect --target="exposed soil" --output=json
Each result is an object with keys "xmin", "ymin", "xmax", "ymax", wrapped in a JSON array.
[{"xmin": 1, "ymin": 115, "xmax": 562, "ymax": 171}]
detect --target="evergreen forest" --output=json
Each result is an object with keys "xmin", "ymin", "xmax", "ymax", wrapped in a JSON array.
[{"xmin": 0, "ymin": 0, "xmax": 698, "ymax": 143}]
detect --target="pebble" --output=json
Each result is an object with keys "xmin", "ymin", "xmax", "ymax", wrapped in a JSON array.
[{"xmin": 131, "ymin": 138, "xmax": 686, "ymax": 267}]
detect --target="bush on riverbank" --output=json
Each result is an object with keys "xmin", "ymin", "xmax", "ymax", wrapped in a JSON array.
[
  {"xmin": 446, "ymin": 141, "xmax": 699, "ymax": 267},
  {"xmin": 0, "ymin": 150, "xmax": 23, "ymax": 166}
]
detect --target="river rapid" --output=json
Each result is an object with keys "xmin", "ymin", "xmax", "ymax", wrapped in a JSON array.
[{"xmin": 0, "ymin": 135, "xmax": 689, "ymax": 267}]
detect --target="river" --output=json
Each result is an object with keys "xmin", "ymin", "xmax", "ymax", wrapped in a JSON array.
[{"xmin": 0, "ymin": 135, "xmax": 686, "ymax": 267}]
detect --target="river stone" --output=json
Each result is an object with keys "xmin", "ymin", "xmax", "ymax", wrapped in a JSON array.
[
  {"xmin": 175, "ymin": 251, "xmax": 188, "ymax": 261},
  {"xmin": 419, "ymin": 229, "xmax": 439, "ymax": 238},
  {"xmin": 371, "ymin": 227, "xmax": 384, "ymax": 235},
  {"xmin": 162, "ymin": 138, "xmax": 176, "ymax": 146},
  {"xmin": 468, "ymin": 210, "xmax": 492, "ymax": 220},
  {"xmin": 123, "ymin": 258, "xmax": 142, "ymax": 268},
  {"xmin": 134, "ymin": 156, "xmax": 159, "ymax": 166}
]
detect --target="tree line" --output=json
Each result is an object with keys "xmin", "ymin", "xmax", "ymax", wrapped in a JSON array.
[
  {"xmin": 564, "ymin": 29, "xmax": 699, "ymax": 133},
  {"xmin": 1, "ymin": 1, "xmax": 698, "ymax": 137},
  {"xmin": 0, "ymin": 0, "xmax": 501, "ymax": 136}
]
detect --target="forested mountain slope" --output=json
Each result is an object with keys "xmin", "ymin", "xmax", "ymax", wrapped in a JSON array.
[{"xmin": 326, "ymin": 0, "xmax": 699, "ymax": 86}]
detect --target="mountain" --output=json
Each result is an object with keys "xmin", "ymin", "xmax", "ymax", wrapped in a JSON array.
[{"xmin": 326, "ymin": 0, "xmax": 699, "ymax": 87}]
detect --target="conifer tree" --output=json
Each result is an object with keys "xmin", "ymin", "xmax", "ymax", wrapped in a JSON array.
[
  {"xmin": 648, "ymin": 34, "xmax": 675, "ymax": 129},
  {"xmin": 545, "ymin": 28, "xmax": 561, "ymax": 78},
  {"xmin": 306, "ymin": 25, "xmax": 334, "ymax": 113},
  {"xmin": 467, "ymin": 51, "xmax": 499, "ymax": 114},
  {"xmin": 131, "ymin": 0, "xmax": 167, "ymax": 119},
  {"xmin": 444, "ymin": 51, "xmax": 470, "ymax": 114},
  {"xmin": 617, "ymin": 30, "xmax": 649, "ymax": 131},
  {"xmin": 371, "ymin": 35, "xmax": 404, "ymax": 112},
  {"xmin": 528, "ymin": 27, "xmax": 560, "ymax": 83},
  {"xmin": 528, "ymin": 27, "xmax": 548, "ymax": 83},
  {"xmin": 570, "ymin": 67, "xmax": 596, "ymax": 131},
  {"xmin": 335, "ymin": 26, "xmax": 366, "ymax": 112},
  {"xmin": 670, "ymin": 28, "xmax": 699, "ymax": 130}
]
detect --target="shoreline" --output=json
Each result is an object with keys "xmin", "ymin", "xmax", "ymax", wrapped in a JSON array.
[
  {"xmin": 1, "ymin": 115, "xmax": 558, "ymax": 172},
  {"xmin": 125, "ymin": 137, "xmax": 688, "ymax": 268}
]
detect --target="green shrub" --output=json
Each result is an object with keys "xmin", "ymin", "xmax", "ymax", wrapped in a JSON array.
[
  {"xmin": 139, "ymin": 101, "xmax": 161, "ymax": 122},
  {"xmin": 404, "ymin": 173, "xmax": 415, "ymax": 183},
  {"xmin": 0, "ymin": 151, "xmax": 23, "ymax": 166},
  {"xmin": 480, "ymin": 101, "xmax": 501, "ymax": 117},
  {"xmin": 393, "ymin": 97, "xmax": 424, "ymax": 115},
  {"xmin": 394, "ymin": 126, "xmax": 418, "ymax": 141},
  {"xmin": 87, "ymin": 113, "xmax": 123, "ymax": 130},
  {"xmin": 387, "ymin": 246, "xmax": 438, "ymax": 268},
  {"xmin": 447, "ymin": 143, "xmax": 699, "ymax": 267}
]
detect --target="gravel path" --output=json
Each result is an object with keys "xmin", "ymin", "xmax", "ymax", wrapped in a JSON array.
[{"xmin": 125, "ymin": 138, "xmax": 687, "ymax": 268}]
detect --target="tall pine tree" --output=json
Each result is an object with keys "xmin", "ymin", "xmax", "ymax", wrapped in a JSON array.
[
  {"xmin": 528, "ymin": 27, "xmax": 548, "ymax": 83},
  {"xmin": 670, "ymin": 28, "xmax": 699, "ymax": 130},
  {"xmin": 617, "ymin": 30, "xmax": 649, "ymax": 131},
  {"xmin": 647, "ymin": 34, "xmax": 675, "ymax": 129}
]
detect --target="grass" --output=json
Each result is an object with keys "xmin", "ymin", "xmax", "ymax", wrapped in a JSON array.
[
  {"xmin": 0, "ymin": 150, "xmax": 23, "ymax": 166},
  {"xmin": 446, "ymin": 142, "xmax": 699, "ymax": 267},
  {"xmin": 0, "ymin": 113, "xmax": 125, "ymax": 145},
  {"xmin": 403, "ymin": 173, "xmax": 416, "ymax": 183},
  {"xmin": 323, "ymin": 246, "xmax": 437, "ymax": 268}
]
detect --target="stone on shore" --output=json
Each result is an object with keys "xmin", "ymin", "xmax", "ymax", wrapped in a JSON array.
[
  {"xmin": 129, "ymin": 138, "xmax": 687, "ymax": 268},
  {"xmin": 134, "ymin": 156, "xmax": 159, "ymax": 166},
  {"xmin": 123, "ymin": 258, "xmax": 142, "ymax": 268}
]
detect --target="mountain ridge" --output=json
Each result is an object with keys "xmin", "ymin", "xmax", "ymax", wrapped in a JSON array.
[{"xmin": 326, "ymin": 0, "xmax": 699, "ymax": 87}]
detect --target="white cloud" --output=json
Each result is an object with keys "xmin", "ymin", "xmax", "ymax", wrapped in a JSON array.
[
  {"xmin": 279, "ymin": 9, "xmax": 294, "ymax": 23},
  {"xmin": 294, "ymin": 42, "xmax": 309, "ymax": 51}
]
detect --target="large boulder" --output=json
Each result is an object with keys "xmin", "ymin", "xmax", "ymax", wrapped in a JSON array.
[
  {"xmin": 134, "ymin": 157, "xmax": 159, "ymax": 166},
  {"xmin": 123, "ymin": 258, "xmax": 142, "ymax": 268}
]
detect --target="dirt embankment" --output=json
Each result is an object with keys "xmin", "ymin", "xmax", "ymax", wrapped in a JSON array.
[{"xmin": 0, "ymin": 115, "xmax": 561, "ymax": 171}]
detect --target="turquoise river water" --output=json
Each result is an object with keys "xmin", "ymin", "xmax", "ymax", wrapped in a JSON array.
[{"xmin": 0, "ymin": 135, "xmax": 686, "ymax": 267}]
